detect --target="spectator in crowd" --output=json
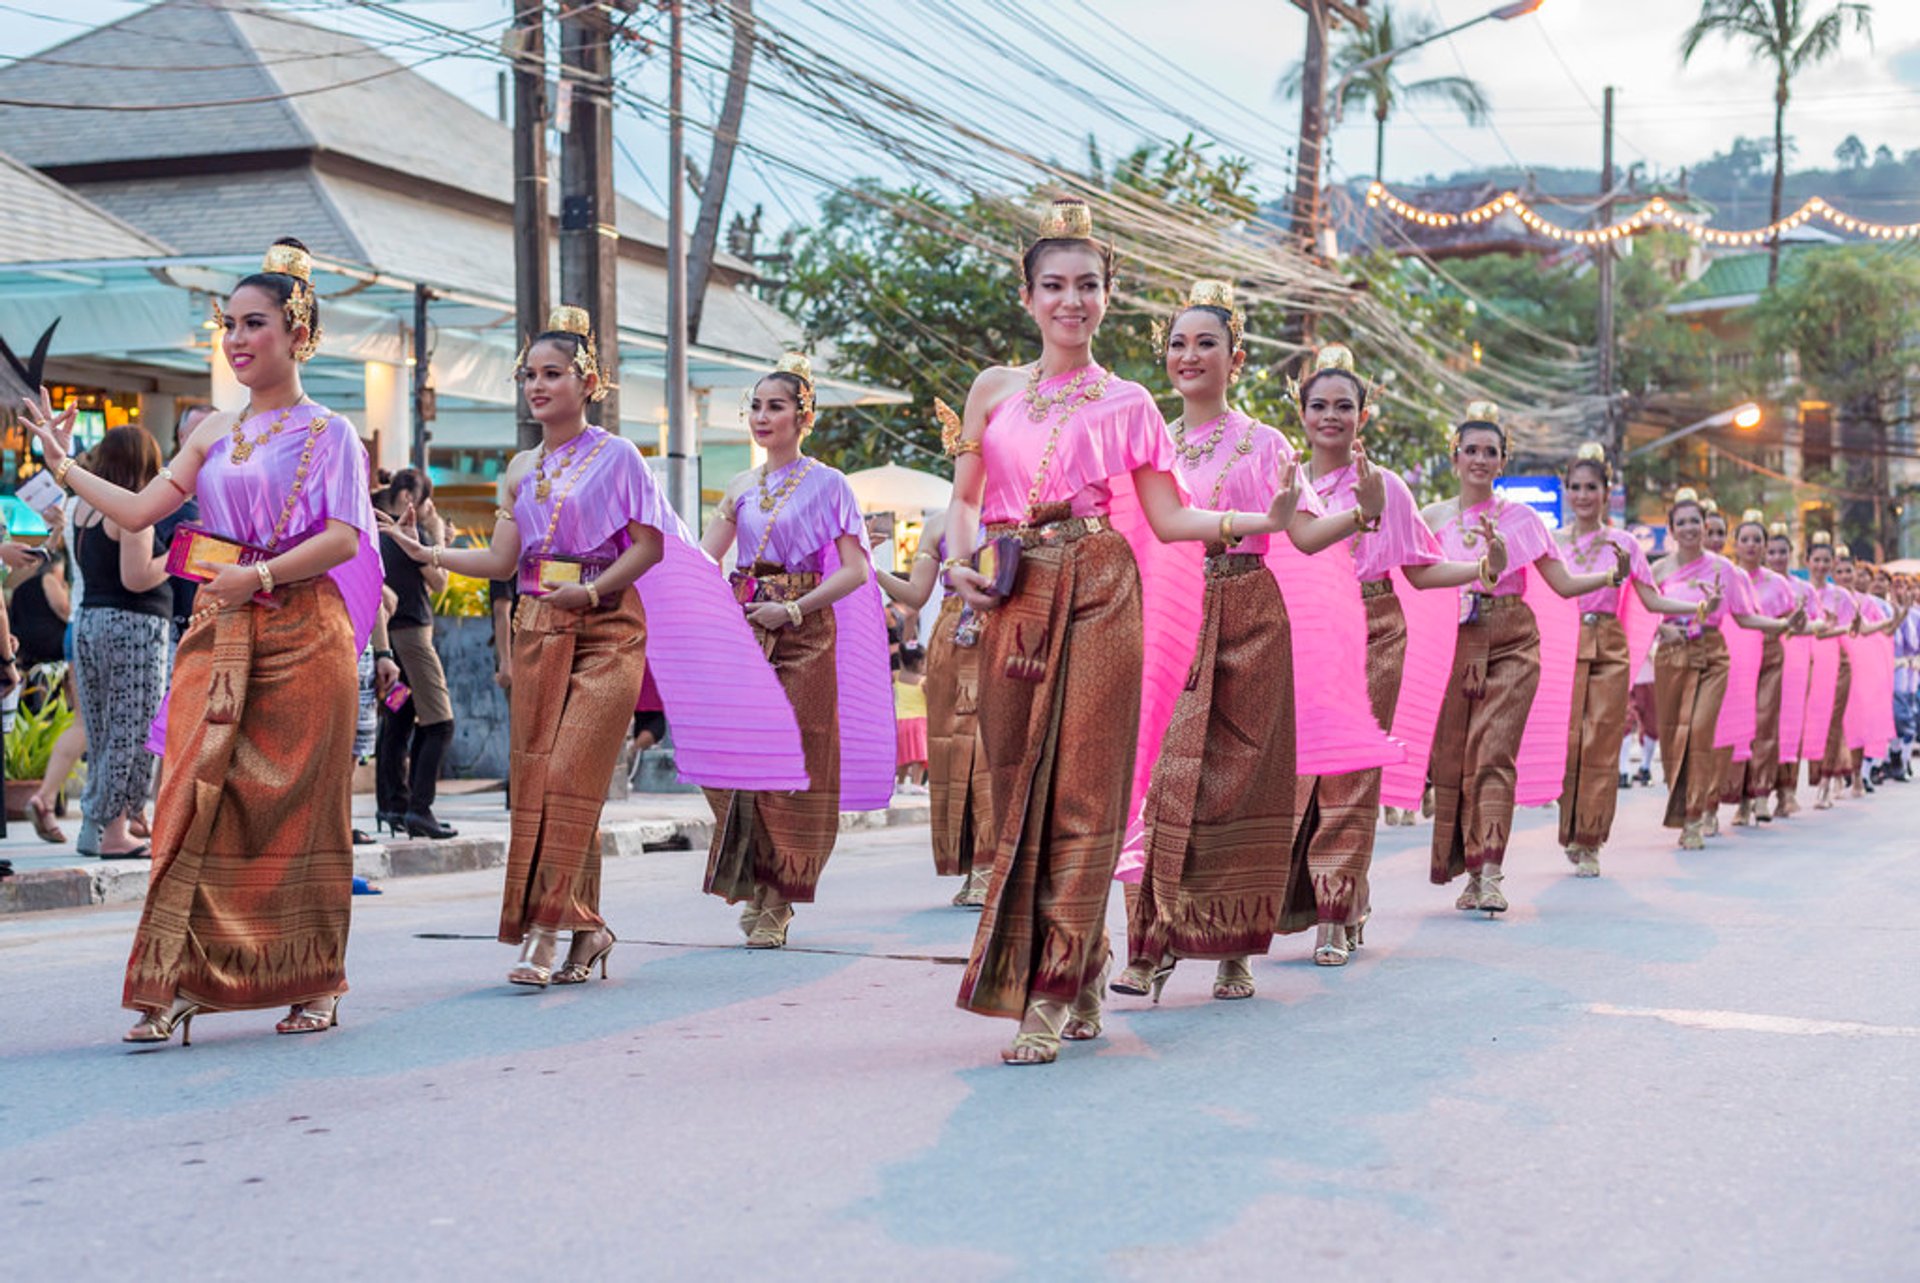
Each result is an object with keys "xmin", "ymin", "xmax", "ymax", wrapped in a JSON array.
[
  {"xmin": 153, "ymin": 405, "xmax": 211, "ymax": 650},
  {"xmin": 69, "ymin": 425, "xmax": 170, "ymax": 859},
  {"xmin": 373, "ymin": 469, "xmax": 457, "ymax": 839},
  {"xmin": 5, "ymin": 524, "xmax": 71, "ymax": 842},
  {"xmin": 894, "ymin": 641, "xmax": 928, "ymax": 793}
]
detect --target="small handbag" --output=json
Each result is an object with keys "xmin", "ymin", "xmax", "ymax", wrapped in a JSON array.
[
  {"xmin": 525, "ymin": 553, "xmax": 610, "ymax": 598},
  {"xmin": 972, "ymin": 534, "xmax": 1022, "ymax": 598},
  {"xmin": 165, "ymin": 524, "xmax": 276, "ymax": 605}
]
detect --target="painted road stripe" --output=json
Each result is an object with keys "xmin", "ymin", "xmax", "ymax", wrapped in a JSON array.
[{"xmin": 1586, "ymin": 1004, "xmax": 1920, "ymax": 1038}]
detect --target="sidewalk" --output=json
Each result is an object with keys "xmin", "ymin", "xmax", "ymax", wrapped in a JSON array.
[{"xmin": 0, "ymin": 785, "xmax": 932, "ymax": 915}]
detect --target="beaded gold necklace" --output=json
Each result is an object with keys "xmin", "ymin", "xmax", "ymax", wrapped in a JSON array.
[
  {"xmin": 1021, "ymin": 363, "xmax": 1105, "ymax": 423},
  {"xmin": 263, "ymin": 411, "xmax": 334, "ymax": 550},
  {"xmin": 534, "ymin": 432, "xmax": 612, "ymax": 555},
  {"xmin": 1015, "ymin": 365, "xmax": 1112, "ymax": 531},
  {"xmin": 746, "ymin": 457, "xmax": 818, "ymax": 564},
  {"xmin": 1566, "ymin": 526, "xmax": 1613, "ymax": 571},
  {"xmin": 533, "ymin": 430, "xmax": 593, "ymax": 501},
  {"xmin": 1172, "ymin": 413, "xmax": 1261, "ymax": 507},
  {"xmin": 1171, "ymin": 410, "xmax": 1233, "ymax": 464},
  {"xmin": 228, "ymin": 400, "xmax": 311, "ymax": 464}
]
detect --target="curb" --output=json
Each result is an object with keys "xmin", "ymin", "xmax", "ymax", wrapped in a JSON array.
[{"xmin": 0, "ymin": 798, "xmax": 932, "ymax": 917}]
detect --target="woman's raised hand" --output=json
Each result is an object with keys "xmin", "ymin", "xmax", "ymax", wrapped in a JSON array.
[
  {"xmin": 19, "ymin": 387, "xmax": 78, "ymax": 467},
  {"xmin": 1266, "ymin": 462, "xmax": 1303, "ymax": 533},
  {"xmin": 1481, "ymin": 518, "xmax": 1509, "ymax": 581},
  {"xmin": 1353, "ymin": 441, "xmax": 1387, "ymax": 520}
]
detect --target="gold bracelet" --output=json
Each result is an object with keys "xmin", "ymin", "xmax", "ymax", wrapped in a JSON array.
[
  {"xmin": 54, "ymin": 457, "xmax": 77, "ymax": 487},
  {"xmin": 785, "ymin": 600, "xmax": 803, "ymax": 627},
  {"xmin": 256, "ymin": 562, "xmax": 274, "ymax": 594},
  {"xmin": 1479, "ymin": 555, "xmax": 1497, "ymax": 590},
  {"xmin": 1220, "ymin": 511, "xmax": 1238, "ymax": 546},
  {"xmin": 585, "ymin": 581, "xmax": 601, "ymax": 609},
  {"xmin": 940, "ymin": 556, "xmax": 970, "ymax": 572},
  {"xmin": 430, "ymin": 545, "xmax": 443, "ymax": 570}
]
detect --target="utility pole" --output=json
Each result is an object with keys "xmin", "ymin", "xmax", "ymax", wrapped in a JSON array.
[
  {"xmin": 664, "ymin": 1, "xmax": 697, "ymax": 523},
  {"xmin": 411, "ymin": 283, "xmax": 434, "ymax": 472},
  {"xmin": 510, "ymin": 0, "xmax": 550, "ymax": 452},
  {"xmin": 1282, "ymin": 0, "xmax": 1368, "ymax": 362},
  {"xmin": 559, "ymin": 3, "xmax": 621, "ymax": 430},
  {"xmin": 1597, "ymin": 85, "xmax": 1618, "ymax": 461}
]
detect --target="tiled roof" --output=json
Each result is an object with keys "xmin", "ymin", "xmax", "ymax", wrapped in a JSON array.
[
  {"xmin": 0, "ymin": 150, "xmax": 173, "ymax": 264},
  {"xmin": 65, "ymin": 167, "xmax": 359, "ymax": 261}
]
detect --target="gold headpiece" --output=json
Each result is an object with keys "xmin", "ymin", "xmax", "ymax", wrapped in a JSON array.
[
  {"xmin": 259, "ymin": 242, "xmax": 319, "ymax": 362},
  {"xmin": 1285, "ymin": 343, "xmax": 1378, "ymax": 412},
  {"xmin": 1700, "ymin": 497, "xmax": 1721, "ymax": 517},
  {"xmin": 1186, "ymin": 279, "xmax": 1244, "ymax": 352},
  {"xmin": 1036, "ymin": 197, "xmax": 1094, "ymax": 240},
  {"xmin": 1811, "ymin": 530, "xmax": 1832, "ymax": 547},
  {"xmin": 1741, "ymin": 508, "xmax": 1765, "ymax": 525},
  {"xmin": 1576, "ymin": 441, "xmax": 1606, "ymax": 462},
  {"xmin": 775, "ymin": 351, "xmax": 816, "ymax": 421},
  {"xmin": 1672, "ymin": 486, "xmax": 1699, "ymax": 505},
  {"xmin": 1465, "ymin": 400, "xmax": 1501, "ymax": 425},
  {"xmin": 1768, "ymin": 521, "xmax": 1790, "ymax": 538},
  {"xmin": 548, "ymin": 305, "xmax": 592, "ymax": 339},
  {"xmin": 512, "ymin": 304, "xmax": 609, "ymax": 401}
]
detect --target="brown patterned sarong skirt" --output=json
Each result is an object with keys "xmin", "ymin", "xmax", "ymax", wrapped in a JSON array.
[
  {"xmin": 1744, "ymin": 635, "xmax": 1785, "ymax": 799},
  {"xmin": 500, "ymin": 591, "xmax": 647, "ymax": 942},
  {"xmin": 1430, "ymin": 595, "xmax": 1540, "ymax": 883},
  {"xmin": 1559, "ymin": 613, "xmax": 1632, "ymax": 850},
  {"xmin": 123, "ymin": 581, "xmax": 356, "ymax": 1014},
  {"xmin": 1654, "ymin": 630, "xmax": 1730, "ymax": 827},
  {"xmin": 958, "ymin": 520, "xmax": 1140, "ymax": 1020},
  {"xmin": 924, "ymin": 594, "xmax": 993, "ymax": 878},
  {"xmin": 1811, "ymin": 651, "xmax": 1853, "ymax": 785},
  {"xmin": 1290, "ymin": 586, "xmax": 1406, "ymax": 926},
  {"xmin": 1130, "ymin": 555, "xmax": 1300, "ymax": 962},
  {"xmin": 705, "ymin": 577, "xmax": 841, "ymax": 904}
]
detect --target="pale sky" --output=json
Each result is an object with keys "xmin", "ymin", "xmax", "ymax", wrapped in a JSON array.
[{"xmin": 6, "ymin": 0, "xmax": 1919, "ymax": 223}]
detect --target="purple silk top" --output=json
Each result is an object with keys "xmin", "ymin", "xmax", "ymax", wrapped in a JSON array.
[
  {"xmin": 1313, "ymin": 462, "xmax": 1441, "ymax": 581},
  {"xmin": 1173, "ymin": 413, "xmax": 1318, "ymax": 555},
  {"xmin": 197, "ymin": 402, "xmax": 380, "ymax": 650},
  {"xmin": 1432, "ymin": 494, "xmax": 1559, "ymax": 596},
  {"xmin": 510, "ymin": 427, "xmax": 807, "ymax": 791},
  {"xmin": 1560, "ymin": 527, "xmax": 1650, "ymax": 616},
  {"xmin": 979, "ymin": 369, "xmax": 1176, "ymax": 522},
  {"xmin": 1657, "ymin": 552, "xmax": 1758, "ymax": 631},
  {"xmin": 729, "ymin": 457, "xmax": 865, "ymax": 573},
  {"xmin": 1895, "ymin": 606, "xmax": 1920, "ymax": 694},
  {"xmin": 1744, "ymin": 565, "xmax": 1799, "ymax": 619}
]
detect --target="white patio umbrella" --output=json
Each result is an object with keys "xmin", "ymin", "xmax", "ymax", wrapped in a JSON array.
[{"xmin": 845, "ymin": 463, "xmax": 951, "ymax": 513}]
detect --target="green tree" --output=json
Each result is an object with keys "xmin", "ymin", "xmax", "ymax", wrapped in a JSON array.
[
  {"xmin": 1279, "ymin": 1, "xmax": 1490, "ymax": 181},
  {"xmin": 1751, "ymin": 246, "xmax": 1920, "ymax": 550},
  {"xmin": 1680, "ymin": 0, "xmax": 1874, "ymax": 288},
  {"xmin": 1834, "ymin": 133, "xmax": 1868, "ymax": 169}
]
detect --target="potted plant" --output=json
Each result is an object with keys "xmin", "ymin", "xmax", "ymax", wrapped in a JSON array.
[{"xmin": 5, "ymin": 679, "xmax": 76, "ymax": 820}]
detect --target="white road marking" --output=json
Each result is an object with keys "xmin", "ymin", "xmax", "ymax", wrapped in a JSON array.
[{"xmin": 1585, "ymin": 1004, "xmax": 1920, "ymax": 1038}]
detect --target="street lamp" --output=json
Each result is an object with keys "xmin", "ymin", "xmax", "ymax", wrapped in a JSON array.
[
  {"xmin": 1331, "ymin": 0, "xmax": 1549, "ymax": 125},
  {"xmin": 1625, "ymin": 402, "xmax": 1763, "ymax": 459}
]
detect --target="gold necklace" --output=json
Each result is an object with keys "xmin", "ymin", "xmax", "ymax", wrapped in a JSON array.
[
  {"xmin": 1456, "ymin": 495, "xmax": 1497, "ymax": 548},
  {"xmin": 758, "ymin": 457, "xmax": 811, "ymax": 513},
  {"xmin": 533, "ymin": 430, "xmax": 592, "ymax": 501},
  {"xmin": 228, "ymin": 400, "xmax": 309, "ymax": 464},
  {"xmin": 1171, "ymin": 411, "xmax": 1233, "ymax": 464},
  {"xmin": 1022, "ymin": 364, "xmax": 1103, "ymax": 423},
  {"xmin": 536, "ymin": 433, "xmax": 612, "ymax": 555},
  {"xmin": 1015, "ymin": 368, "xmax": 1112, "ymax": 531},
  {"xmin": 1567, "ymin": 526, "xmax": 1611, "ymax": 570}
]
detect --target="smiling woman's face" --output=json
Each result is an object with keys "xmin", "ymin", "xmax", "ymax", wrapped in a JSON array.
[{"xmin": 220, "ymin": 283, "xmax": 300, "ymax": 387}]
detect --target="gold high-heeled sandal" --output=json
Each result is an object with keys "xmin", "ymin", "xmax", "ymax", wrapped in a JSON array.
[
  {"xmin": 1679, "ymin": 819, "xmax": 1707, "ymax": 850},
  {"xmin": 746, "ymin": 901, "xmax": 794, "ymax": 949},
  {"xmin": 1063, "ymin": 953, "xmax": 1109, "ymax": 1040},
  {"xmin": 1002, "ymin": 998, "xmax": 1069, "ymax": 1066},
  {"xmin": 1212, "ymin": 957, "xmax": 1255, "ymax": 1000},
  {"xmin": 553, "ymin": 927, "xmax": 617, "ymax": 984},
  {"xmin": 1110, "ymin": 960, "xmax": 1155, "ymax": 996},
  {"xmin": 509, "ymin": 926, "xmax": 560, "ymax": 986},
  {"xmin": 124, "ymin": 997, "xmax": 203, "ymax": 1047},
  {"xmin": 1148, "ymin": 953, "xmax": 1177, "ymax": 1004},
  {"xmin": 951, "ymin": 867, "xmax": 989, "ymax": 909},
  {"xmin": 1349, "ymin": 912, "xmax": 1369, "ymax": 949},
  {"xmin": 1313, "ymin": 922, "xmax": 1350, "ymax": 966},
  {"xmin": 1454, "ymin": 872, "xmax": 1483, "ymax": 911},
  {"xmin": 1477, "ymin": 865, "xmax": 1509, "ymax": 915},
  {"xmin": 276, "ymin": 996, "xmax": 341, "ymax": 1035}
]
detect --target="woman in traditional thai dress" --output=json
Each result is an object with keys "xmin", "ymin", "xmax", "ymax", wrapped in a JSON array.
[
  {"xmin": 1117, "ymin": 299, "xmax": 1404, "ymax": 998},
  {"xmin": 23, "ymin": 239, "xmax": 382, "ymax": 1046},
  {"xmin": 700, "ymin": 355, "xmax": 894, "ymax": 949},
  {"xmin": 1807, "ymin": 535, "xmax": 1859, "ymax": 807},
  {"xmin": 1555, "ymin": 446, "xmax": 1704, "ymax": 877},
  {"xmin": 1839, "ymin": 555, "xmax": 1900, "ymax": 793},
  {"xmin": 1289, "ymin": 347, "xmax": 1501, "ymax": 962},
  {"xmin": 1420, "ymin": 404, "xmax": 1627, "ymax": 915},
  {"xmin": 1649, "ymin": 488, "xmax": 1789, "ymax": 849},
  {"xmin": 941, "ymin": 200, "xmax": 1300, "ymax": 1064},
  {"xmin": 387, "ymin": 307, "xmax": 804, "ymax": 984},
  {"xmin": 1730, "ymin": 511, "xmax": 1808, "ymax": 826},
  {"xmin": 1767, "ymin": 525, "xmax": 1822, "ymax": 817},
  {"xmin": 875, "ymin": 498, "xmax": 995, "ymax": 909},
  {"xmin": 1696, "ymin": 500, "xmax": 1750, "ymax": 825}
]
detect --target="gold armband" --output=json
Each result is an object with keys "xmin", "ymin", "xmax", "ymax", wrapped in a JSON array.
[
  {"xmin": 948, "ymin": 438, "xmax": 983, "ymax": 458},
  {"xmin": 54, "ymin": 457, "xmax": 77, "ymax": 488},
  {"xmin": 494, "ymin": 507, "xmax": 517, "ymax": 524}
]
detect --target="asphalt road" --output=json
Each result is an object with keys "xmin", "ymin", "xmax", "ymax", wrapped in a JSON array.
[{"xmin": 3, "ymin": 782, "xmax": 1917, "ymax": 1281}]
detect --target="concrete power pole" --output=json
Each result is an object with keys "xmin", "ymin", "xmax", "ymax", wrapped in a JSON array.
[
  {"xmin": 664, "ymin": 1, "xmax": 697, "ymax": 524},
  {"xmin": 510, "ymin": 0, "xmax": 550, "ymax": 452},
  {"xmin": 1597, "ymin": 85, "xmax": 1618, "ymax": 459},
  {"xmin": 559, "ymin": 4, "xmax": 621, "ymax": 431},
  {"xmin": 1282, "ymin": 0, "xmax": 1367, "ymax": 363}
]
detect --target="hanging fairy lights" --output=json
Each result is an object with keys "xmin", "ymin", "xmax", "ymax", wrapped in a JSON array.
[{"xmin": 1366, "ymin": 181, "xmax": 1920, "ymax": 247}]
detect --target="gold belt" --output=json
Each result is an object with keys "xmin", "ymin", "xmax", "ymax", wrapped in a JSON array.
[
  {"xmin": 986, "ymin": 514, "xmax": 1109, "ymax": 548},
  {"xmin": 1204, "ymin": 552, "xmax": 1265, "ymax": 579},
  {"xmin": 1360, "ymin": 578, "xmax": 1395, "ymax": 599},
  {"xmin": 1465, "ymin": 591, "xmax": 1527, "ymax": 616},
  {"xmin": 747, "ymin": 571, "xmax": 819, "ymax": 603}
]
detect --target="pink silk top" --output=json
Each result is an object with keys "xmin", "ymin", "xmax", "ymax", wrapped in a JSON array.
[
  {"xmin": 1656, "ymin": 552, "xmax": 1757, "ymax": 630},
  {"xmin": 1312, "ymin": 463, "xmax": 1441, "ymax": 581},
  {"xmin": 509, "ymin": 426, "xmax": 807, "ymax": 791},
  {"xmin": 1560, "ymin": 527, "xmax": 1650, "ymax": 616},
  {"xmin": 1432, "ymin": 494, "xmax": 1559, "ymax": 595},
  {"xmin": 1172, "ymin": 412, "xmax": 1319, "ymax": 554},
  {"xmin": 979, "ymin": 368, "xmax": 1176, "ymax": 522},
  {"xmin": 1744, "ymin": 565, "xmax": 1799, "ymax": 619},
  {"xmin": 1816, "ymin": 582, "xmax": 1858, "ymax": 630},
  {"xmin": 729, "ymin": 456, "xmax": 866, "ymax": 574},
  {"xmin": 197, "ymin": 402, "xmax": 381, "ymax": 650}
]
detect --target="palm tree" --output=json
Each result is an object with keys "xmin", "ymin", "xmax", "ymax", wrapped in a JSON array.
[
  {"xmin": 1680, "ymin": 0, "xmax": 1874, "ymax": 288},
  {"xmin": 1277, "ymin": 2, "xmax": 1491, "ymax": 183}
]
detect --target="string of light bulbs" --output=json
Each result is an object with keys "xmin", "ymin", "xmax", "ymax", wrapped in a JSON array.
[{"xmin": 1366, "ymin": 181, "xmax": 1920, "ymax": 247}]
